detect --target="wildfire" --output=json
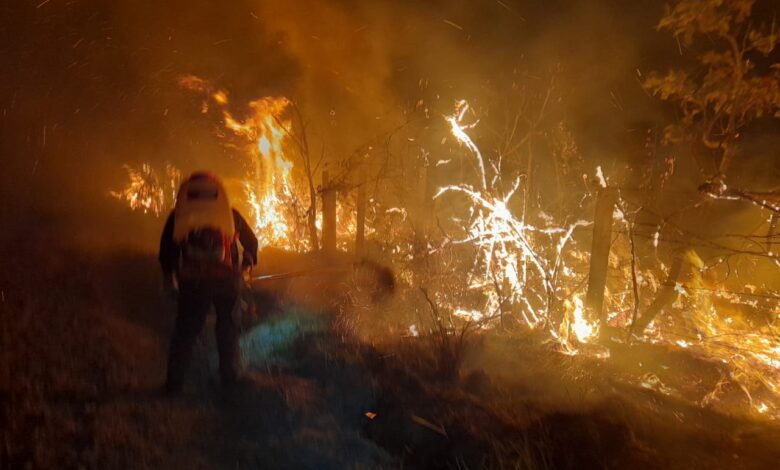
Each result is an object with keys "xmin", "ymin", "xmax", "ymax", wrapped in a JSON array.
[
  {"xmin": 112, "ymin": 77, "xmax": 306, "ymax": 249},
  {"xmin": 438, "ymin": 98, "xmax": 780, "ymax": 418},
  {"xmin": 110, "ymin": 163, "xmax": 180, "ymax": 217},
  {"xmin": 178, "ymin": 76, "xmax": 299, "ymax": 249},
  {"xmin": 110, "ymin": 85, "xmax": 780, "ymax": 421},
  {"xmin": 437, "ymin": 99, "xmax": 592, "ymax": 334},
  {"xmin": 229, "ymin": 97, "xmax": 295, "ymax": 249}
]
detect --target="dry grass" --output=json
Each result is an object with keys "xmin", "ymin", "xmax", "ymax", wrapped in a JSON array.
[
  {"xmin": 0, "ymin": 235, "xmax": 177, "ymax": 467},
  {"xmin": 3, "ymin": 223, "xmax": 780, "ymax": 468}
]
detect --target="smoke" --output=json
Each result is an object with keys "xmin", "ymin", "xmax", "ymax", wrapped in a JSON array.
[
  {"xmin": 253, "ymin": 1, "xmax": 397, "ymax": 147},
  {"xmin": 0, "ymin": 0, "xmax": 704, "ymax": 246}
]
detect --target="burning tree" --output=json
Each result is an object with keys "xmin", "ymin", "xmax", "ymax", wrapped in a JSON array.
[{"xmin": 355, "ymin": 75, "xmax": 602, "ymax": 355}]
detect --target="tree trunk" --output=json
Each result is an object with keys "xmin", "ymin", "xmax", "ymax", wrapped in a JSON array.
[{"xmin": 308, "ymin": 184, "xmax": 319, "ymax": 252}]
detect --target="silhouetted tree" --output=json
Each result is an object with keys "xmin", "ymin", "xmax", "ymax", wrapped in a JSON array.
[{"xmin": 644, "ymin": 0, "xmax": 780, "ymax": 184}]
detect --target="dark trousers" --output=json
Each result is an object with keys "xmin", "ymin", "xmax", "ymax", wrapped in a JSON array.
[{"xmin": 166, "ymin": 277, "xmax": 241, "ymax": 389}]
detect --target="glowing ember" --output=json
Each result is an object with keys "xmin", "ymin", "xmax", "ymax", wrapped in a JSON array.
[
  {"xmin": 453, "ymin": 308, "xmax": 484, "ymax": 322},
  {"xmin": 446, "ymin": 99, "xmax": 486, "ymax": 190},
  {"xmin": 437, "ymin": 99, "xmax": 591, "ymax": 338}
]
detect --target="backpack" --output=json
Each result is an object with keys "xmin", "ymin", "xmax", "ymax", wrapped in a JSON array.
[{"xmin": 173, "ymin": 173, "xmax": 238, "ymax": 279}]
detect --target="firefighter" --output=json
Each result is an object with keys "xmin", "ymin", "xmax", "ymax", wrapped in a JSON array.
[{"xmin": 159, "ymin": 172, "xmax": 258, "ymax": 393}]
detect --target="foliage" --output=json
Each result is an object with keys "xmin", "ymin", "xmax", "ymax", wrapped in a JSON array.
[{"xmin": 644, "ymin": 0, "xmax": 780, "ymax": 181}]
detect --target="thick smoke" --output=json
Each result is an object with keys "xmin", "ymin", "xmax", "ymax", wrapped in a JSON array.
[{"xmin": 1, "ymin": 0, "xmax": 721, "ymax": 247}]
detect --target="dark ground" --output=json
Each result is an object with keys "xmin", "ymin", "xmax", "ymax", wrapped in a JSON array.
[{"xmin": 2, "ymin": 224, "xmax": 780, "ymax": 469}]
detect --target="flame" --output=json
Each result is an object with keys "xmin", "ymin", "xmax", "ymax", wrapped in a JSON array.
[
  {"xmin": 437, "ymin": 98, "xmax": 780, "ymax": 417},
  {"xmin": 555, "ymin": 294, "xmax": 600, "ymax": 355},
  {"xmin": 177, "ymin": 75, "xmax": 301, "ymax": 249},
  {"xmin": 110, "ymin": 163, "xmax": 179, "ymax": 217},
  {"xmin": 115, "ymin": 77, "xmax": 309, "ymax": 250},
  {"xmin": 569, "ymin": 294, "xmax": 598, "ymax": 343},
  {"xmin": 437, "ymin": 99, "xmax": 591, "ymax": 334},
  {"xmin": 233, "ymin": 97, "xmax": 296, "ymax": 249}
]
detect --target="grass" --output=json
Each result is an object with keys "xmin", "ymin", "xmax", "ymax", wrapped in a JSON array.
[
  {"xmin": 3, "ymin": 224, "xmax": 780, "ymax": 468},
  {"xmin": 0, "ymin": 237, "xmax": 173, "ymax": 467}
]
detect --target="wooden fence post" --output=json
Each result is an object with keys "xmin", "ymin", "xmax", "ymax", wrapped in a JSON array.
[
  {"xmin": 585, "ymin": 188, "xmax": 617, "ymax": 323},
  {"xmin": 322, "ymin": 170, "xmax": 337, "ymax": 254},
  {"xmin": 412, "ymin": 165, "xmax": 433, "ymax": 260},
  {"xmin": 355, "ymin": 166, "xmax": 367, "ymax": 257}
]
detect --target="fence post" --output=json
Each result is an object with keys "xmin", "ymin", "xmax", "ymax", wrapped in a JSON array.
[
  {"xmin": 411, "ymin": 165, "xmax": 433, "ymax": 259},
  {"xmin": 322, "ymin": 170, "xmax": 337, "ymax": 254},
  {"xmin": 586, "ymin": 188, "xmax": 617, "ymax": 324},
  {"xmin": 355, "ymin": 166, "xmax": 367, "ymax": 257},
  {"xmin": 768, "ymin": 213, "xmax": 778, "ymax": 255}
]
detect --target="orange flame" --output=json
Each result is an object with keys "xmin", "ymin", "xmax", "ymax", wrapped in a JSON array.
[{"xmin": 178, "ymin": 75, "xmax": 299, "ymax": 249}]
